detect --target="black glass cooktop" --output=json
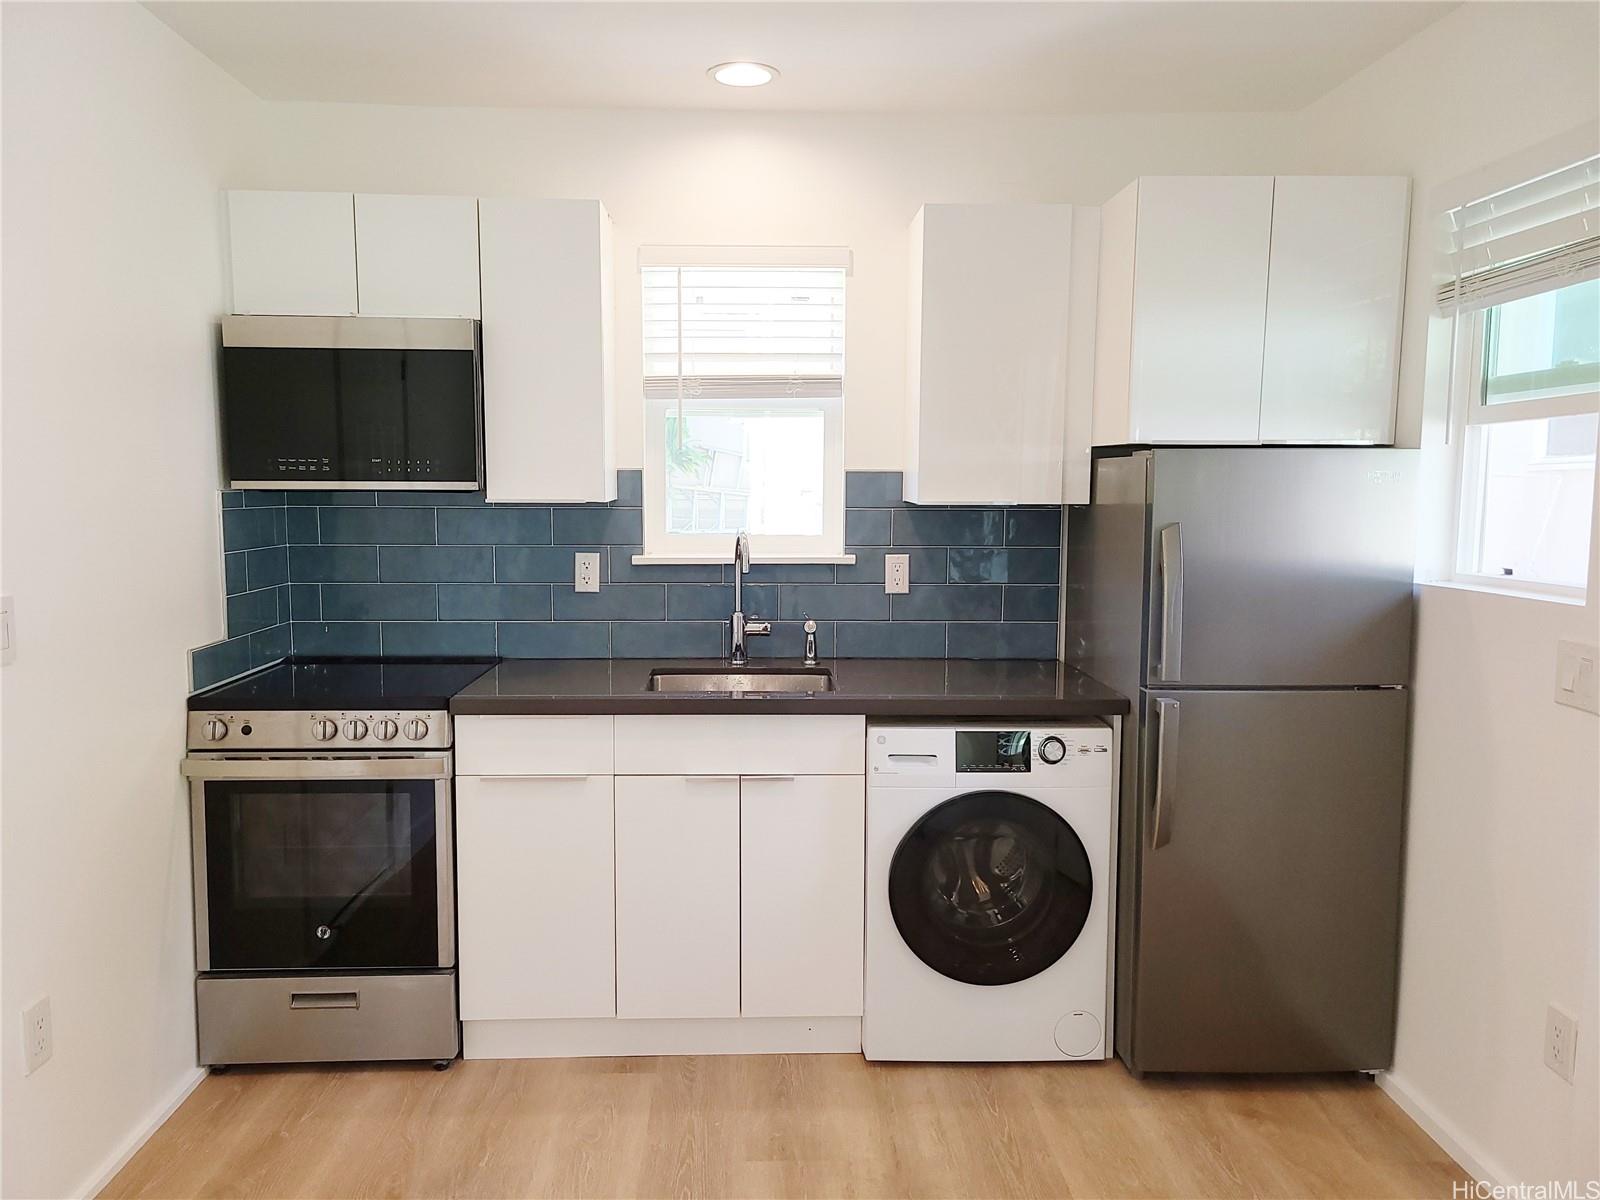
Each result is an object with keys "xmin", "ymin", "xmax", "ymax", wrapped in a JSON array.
[{"xmin": 188, "ymin": 657, "xmax": 497, "ymax": 711}]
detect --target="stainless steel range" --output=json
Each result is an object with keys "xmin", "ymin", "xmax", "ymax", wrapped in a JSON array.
[{"xmin": 181, "ymin": 658, "xmax": 493, "ymax": 1069}]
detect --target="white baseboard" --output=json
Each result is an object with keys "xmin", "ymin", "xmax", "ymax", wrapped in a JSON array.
[
  {"xmin": 465, "ymin": 1015, "xmax": 862, "ymax": 1059},
  {"xmin": 1378, "ymin": 1069, "xmax": 1510, "ymax": 1187},
  {"xmin": 81, "ymin": 1066, "xmax": 206, "ymax": 1199}
]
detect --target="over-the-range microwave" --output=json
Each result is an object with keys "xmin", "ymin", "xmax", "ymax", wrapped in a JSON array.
[{"xmin": 220, "ymin": 315, "xmax": 484, "ymax": 491}]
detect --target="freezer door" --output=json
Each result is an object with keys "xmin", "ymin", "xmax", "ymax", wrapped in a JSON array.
[
  {"xmin": 1129, "ymin": 687, "xmax": 1406, "ymax": 1073},
  {"xmin": 1146, "ymin": 448, "xmax": 1416, "ymax": 686}
]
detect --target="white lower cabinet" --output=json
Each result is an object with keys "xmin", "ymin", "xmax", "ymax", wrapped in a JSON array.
[
  {"xmin": 740, "ymin": 775, "xmax": 865, "ymax": 1018},
  {"xmin": 615, "ymin": 775, "xmax": 742, "ymax": 1019},
  {"xmin": 456, "ymin": 773, "xmax": 616, "ymax": 1020},
  {"xmin": 457, "ymin": 714, "xmax": 866, "ymax": 1055}
]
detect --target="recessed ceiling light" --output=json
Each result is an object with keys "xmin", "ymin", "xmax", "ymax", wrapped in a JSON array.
[{"xmin": 708, "ymin": 62, "xmax": 778, "ymax": 88}]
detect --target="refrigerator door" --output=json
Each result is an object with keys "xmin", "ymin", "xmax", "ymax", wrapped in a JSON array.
[
  {"xmin": 1128, "ymin": 687, "xmax": 1406, "ymax": 1073},
  {"xmin": 1146, "ymin": 447, "xmax": 1416, "ymax": 687}
]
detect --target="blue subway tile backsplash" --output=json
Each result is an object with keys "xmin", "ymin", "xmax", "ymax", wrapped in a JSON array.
[{"xmin": 192, "ymin": 470, "xmax": 1062, "ymax": 682}]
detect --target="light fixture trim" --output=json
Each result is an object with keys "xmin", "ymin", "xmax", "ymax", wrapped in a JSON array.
[{"xmin": 708, "ymin": 61, "xmax": 779, "ymax": 88}]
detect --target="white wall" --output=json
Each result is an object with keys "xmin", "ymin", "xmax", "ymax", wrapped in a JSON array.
[
  {"xmin": 0, "ymin": 5, "xmax": 252, "ymax": 1196},
  {"xmin": 234, "ymin": 104, "xmax": 1296, "ymax": 470},
  {"xmin": 1287, "ymin": 2, "xmax": 1600, "ymax": 1185}
]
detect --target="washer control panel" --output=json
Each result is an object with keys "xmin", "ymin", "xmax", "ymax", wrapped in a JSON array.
[
  {"xmin": 186, "ymin": 709, "xmax": 451, "ymax": 751},
  {"xmin": 870, "ymin": 722, "xmax": 1113, "ymax": 788}
]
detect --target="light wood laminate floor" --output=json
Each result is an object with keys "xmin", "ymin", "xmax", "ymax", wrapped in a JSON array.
[{"xmin": 102, "ymin": 1055, "xmax": 1462, "ymax": 1200}]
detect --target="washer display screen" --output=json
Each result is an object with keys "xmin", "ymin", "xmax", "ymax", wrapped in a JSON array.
[{"xmin": 956, "ymin": 730, "xmax": 1030, "ymax": 773}]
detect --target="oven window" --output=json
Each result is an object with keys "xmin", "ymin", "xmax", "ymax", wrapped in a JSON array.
[{"xmin": 202, "ymin": 779, "xmax": 440, "ymax": 971}]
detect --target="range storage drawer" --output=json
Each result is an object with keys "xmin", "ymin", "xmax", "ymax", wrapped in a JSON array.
[
  {"xmin": 196, "ymin": 972, "xmax": 458, "ymax": 1065},
  {"xmin": 455, "ymin": 714, "xmax": 614, "ymax": 776}
]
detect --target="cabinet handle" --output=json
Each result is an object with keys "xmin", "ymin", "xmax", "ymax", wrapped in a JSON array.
[
  {"xmin": 476, "ymin": 774, "xmax": 592, "ymax": 781},
  {"xmin": 742, "ymin": 775, "xmax": 795, "ymax": 781},
  {"xmin": 683, "ymin": 775, "xmax": 738, "ymax": 782}
]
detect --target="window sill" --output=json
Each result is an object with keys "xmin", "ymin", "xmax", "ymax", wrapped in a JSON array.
[
  {"xmin": 631, "ymin": 553, "xmax": 857, "ymax": 566},
  {"xmin": 1420, "ymin": 579, "xmax": 1586, "ymax": 607}
]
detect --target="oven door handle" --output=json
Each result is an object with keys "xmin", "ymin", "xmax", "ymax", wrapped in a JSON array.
[{"xmin": 181, "ymin": 756, "xmax": 450, "ymax": 781}]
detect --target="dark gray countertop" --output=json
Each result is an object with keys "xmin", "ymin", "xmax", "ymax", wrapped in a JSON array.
[{"xmin": 451, "ymin": 659, "xmax": 1129, "ymax": 718}]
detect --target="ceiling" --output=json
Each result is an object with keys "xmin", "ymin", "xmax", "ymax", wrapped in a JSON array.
[{"xmin": 145, "ymin": 1, "xmax": 1459, "ymax": 116}]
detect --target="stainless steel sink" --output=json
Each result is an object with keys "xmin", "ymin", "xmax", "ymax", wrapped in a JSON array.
[{"xmin": 647, "ymin": 668, "xmax": 835, "ymax": 694}]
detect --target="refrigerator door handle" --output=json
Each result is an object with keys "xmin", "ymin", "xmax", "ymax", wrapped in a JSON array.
[
  {"xmin": 1158, "ymin": 523, "xmax": 1184, "ymax": 681},
  {"xmin": 1151, "ymin": 697, "xmax": 1180, "ymax": 848}
]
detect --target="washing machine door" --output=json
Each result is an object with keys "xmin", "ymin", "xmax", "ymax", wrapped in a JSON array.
[{"xmin": 888, "ymin": 791, "xmax": 1093, "ymax": 986}]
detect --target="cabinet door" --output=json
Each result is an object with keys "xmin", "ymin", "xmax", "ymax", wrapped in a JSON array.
[
  {"xmin": 355, "ymin": 194, "xmax": 481, "ymax": 319},
  {"xmin": 614, "ymin": 776, "xmax": 740, "ymax": 1018},
  {"xmin": 907, "ymin": 204, "xmax": 1072, "ymax": 504},
  {"xmin": 1129, "ymin": 176, "xmax": 1273, "ymax": 443},
  {"xmin": 456, "ymin": 774, "xmax": 615, "ymax": 1020},
  {"xmin": 741, "ymin": 776, "xmax": 865, "ymax": 1017},
  {"xmin": 227, "ymin": 191, "xmax": 357, "ymax": 316},
  {"xmin": 1259, "ymin": 177, "xmax": 1409, "ymax": 444},
  {"xmin": 479, "ymin": 198, "xmax": 616, "ymax": 503}
]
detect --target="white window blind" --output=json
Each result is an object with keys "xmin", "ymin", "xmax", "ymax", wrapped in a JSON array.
[
  {"xmin": 643, "ymin": 265, "xmax": 846, "ymax": 402},
  {"xmin": 1437, "ymin": 153, "xmax": 1600, "ymax": 312}
]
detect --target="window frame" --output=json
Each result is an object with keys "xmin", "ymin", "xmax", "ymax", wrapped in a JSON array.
[
  {"xmin": 1446, "ymin": 284, "xmax": 1599, "ymax": 601},
  {"xmin": 635, "ymin": 257, "xmax": 851, "ymax": 565}
]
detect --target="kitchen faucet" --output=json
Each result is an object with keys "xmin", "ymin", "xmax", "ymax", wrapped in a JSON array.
[{"xmin": 729, "ymin": 531, "xmax": 771, "ymax": 665}]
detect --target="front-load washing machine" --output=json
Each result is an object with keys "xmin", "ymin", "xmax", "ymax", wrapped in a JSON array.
[{"xmin": 864, "ymin": 721, "xmax": 1115, "ymax": 1061}]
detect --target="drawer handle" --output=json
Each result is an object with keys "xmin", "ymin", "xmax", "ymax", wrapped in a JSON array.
[
  {"xmin": 290, "ymin": 991, "xmax": 359, "ymax": 1010},
  {"xmin": 684, "ymin": 775, "xmax": 738, "ymax": 783},
  {"xmin": 742, "ymin": 775, "xmax": 795, "ymax": 781}
]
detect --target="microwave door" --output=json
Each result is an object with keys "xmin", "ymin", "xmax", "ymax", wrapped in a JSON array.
[{"xmin": 222, "ymin": 347, "xmax": 342, "ymax": 485}]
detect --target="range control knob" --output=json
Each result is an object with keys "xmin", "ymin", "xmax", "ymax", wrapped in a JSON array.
[
  {"xmin": 343, "ymin": 718, "xmax": 370, "ymax": 741},
  {"xmin": 403, "ymin": 718, "xmax": 430, "ymax": 742},
  {"xmin": 372, "ymin": 718, "xmax": 399, "ymax": 742},
  {"xmin": 1039, "ymin": 736, "xmax": 1067, "ymax": 765},
  {"xmin": 310, "ymin": 717, "xmax": 338, "ymax": 742},
  {"xmin": 201, "ymin": 718, "xmax": 229, "ymax": 742}
]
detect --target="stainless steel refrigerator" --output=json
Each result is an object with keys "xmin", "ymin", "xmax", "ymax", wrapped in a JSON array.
[{"xmin": 1066, "ymin": 447, "xmax": 1416, "ymax": 1074}]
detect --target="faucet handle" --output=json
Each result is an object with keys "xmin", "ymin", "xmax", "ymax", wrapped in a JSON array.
[{"xmin": 803, "ymin": 613, "xmax": 817, "ymax": 634}]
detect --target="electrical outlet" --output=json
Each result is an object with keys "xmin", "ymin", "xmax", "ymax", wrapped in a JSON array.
[
  {"xmin": 1545, "ymin": 1005, "xmax": 1577, "ymax": 1082},
  {"xmin": 22, "ymin": 997, "xmax": 51, "ymax": 1075},
  {"xmin": 885, "ymin": 553, "xmax": 910, "ymax": 595},
  {"xmin": 574, "ymin": 552, "xmax": 601, "ymax": 593}
]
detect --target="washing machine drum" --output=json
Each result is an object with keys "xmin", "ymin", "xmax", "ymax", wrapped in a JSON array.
[{"xmin": 888, "ymin": 790, "xmax": 1093, "ymax": 986}]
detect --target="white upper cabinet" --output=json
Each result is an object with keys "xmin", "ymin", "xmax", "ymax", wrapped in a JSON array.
[
  {"xmin": 1093, "ymin": 175, "xmax": 1408, "ymax": 447},
  {"xmin": 1096, "ymin": 176, "xmax": 1274, "ymax": 445},
  {"xmin": 478, "ymin": 198, "xmax": 616, "ymax": 504},
  {"xmin": 906, "ymin": 203, "xmax": 1078, "ymax": 505},
  {"xmin": 1259, "ymin": 176, "xmax": 1410, "ymax": 444},
  {"xmin": 354, "ymin": 194, "xmax": 481, "ymax": 319},
  {"xmin": 227, "ymin": 190, "xmax": 357, "ymax": 316}
]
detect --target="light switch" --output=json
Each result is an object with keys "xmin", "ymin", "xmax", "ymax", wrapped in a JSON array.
[{"xmin": 1555, "ymin": 640, "xmax": 1598, "ymax": 715}]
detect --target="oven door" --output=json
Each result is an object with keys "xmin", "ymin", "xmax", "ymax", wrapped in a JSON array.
[{"xmin": 182, "ymin": 755, "xmax": 454, "ymax": 972}]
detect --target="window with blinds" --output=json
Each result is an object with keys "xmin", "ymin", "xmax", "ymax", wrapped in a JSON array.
[
  {"xmin": 1442, "ymin": 149, "xmax": 1599, "ymax": 597},
  {"xmin": 639, "ymin": 261, "xmax": 848, "ymax": 560}
]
